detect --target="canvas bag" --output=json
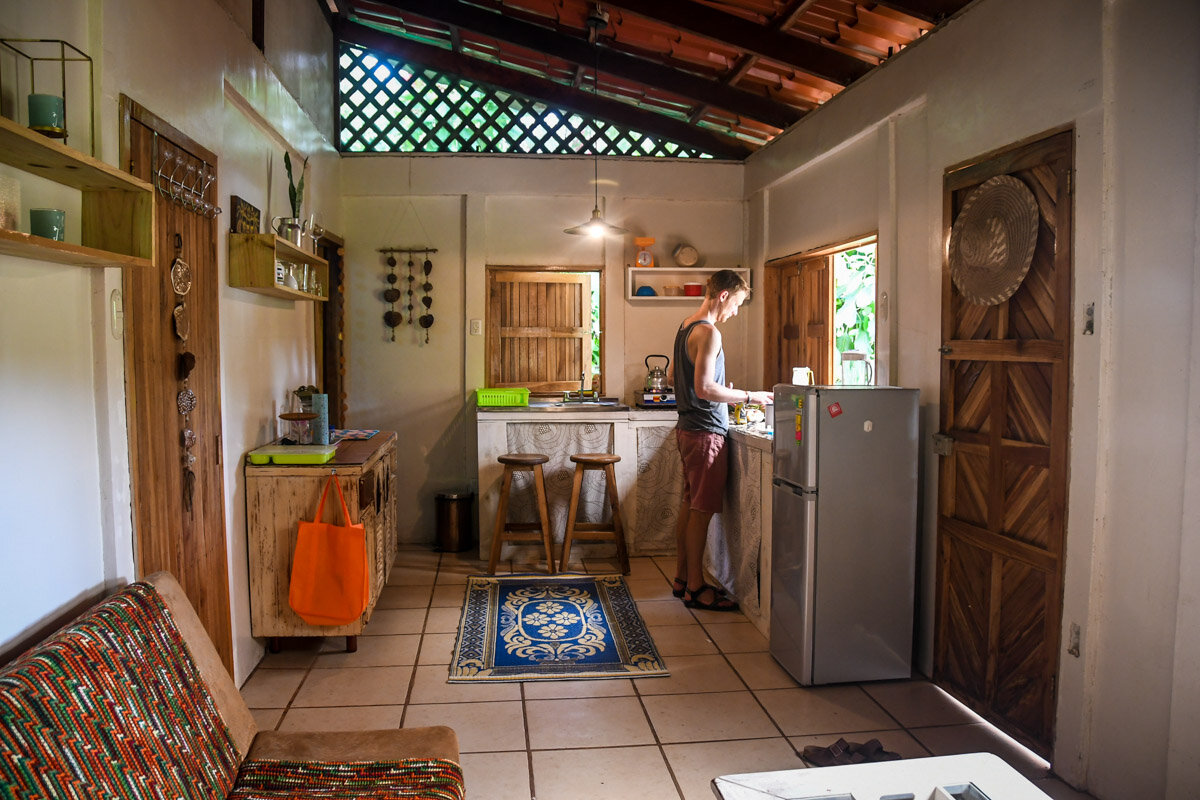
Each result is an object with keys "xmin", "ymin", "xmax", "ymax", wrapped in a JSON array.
[{"xmin": 288, "ymin": 475, "xmax": 369, "ymax": 625}]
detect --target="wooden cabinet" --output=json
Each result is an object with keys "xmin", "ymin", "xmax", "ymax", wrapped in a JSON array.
[
  {"xmin": 626, "ymin": 266, "xmax": 750, "ymax": 301},
  {"xmin": 0, "ymin": 114, "xmax": 153, "ymax": 268},
  {"xmin": 245, "ymin": 432, "xmax": 397, "ymax": 648},
  {"xmin": 229, "ymin": 233, "xmax": 329, "ymax": 301}
]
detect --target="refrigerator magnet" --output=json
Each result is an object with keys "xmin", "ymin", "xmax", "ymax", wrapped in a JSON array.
[
  {"xmin": 827, "ymin": 402, "xmax": 843, "ymax": 418},
  {"xmin": 794, "ymin": 415, "xmax": 803, "ymax": 443}
]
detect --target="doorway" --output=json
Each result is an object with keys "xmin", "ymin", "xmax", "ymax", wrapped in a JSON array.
[{"xmin": 933, "ymin": 129, "xmax": 1074, "ymax": 756}]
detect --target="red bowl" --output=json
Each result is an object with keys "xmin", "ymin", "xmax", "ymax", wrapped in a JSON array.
[{"xmin": 683, "ymin": 283, "xmax": 703, "ymax": 296}]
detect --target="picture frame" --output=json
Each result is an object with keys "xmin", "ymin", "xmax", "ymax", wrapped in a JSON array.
[{"xmin": 230, "ymin": 195, "xmax": 261, "ymax": 234}]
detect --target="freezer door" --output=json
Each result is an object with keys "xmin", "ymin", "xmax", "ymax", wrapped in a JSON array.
[
  {"xmin": 811, "ymin": 386, "xmax": 918, "ymax": 684},
  {"xmin": 768, "ymin": 480, "xmax": 817, "ymax": 686},
  {"xmin": 772, "ymin": 384, "xmax": 818, "ymax": 490}
]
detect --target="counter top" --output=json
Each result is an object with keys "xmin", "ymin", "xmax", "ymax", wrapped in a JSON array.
[{"xmin": 478, "ymin": 407, "xmax": 677, "ymax": 422}]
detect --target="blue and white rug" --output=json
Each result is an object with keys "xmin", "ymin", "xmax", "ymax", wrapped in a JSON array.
[{"xmin": 449, "ymin": 574, "xmax": 668, "ymax": 682}]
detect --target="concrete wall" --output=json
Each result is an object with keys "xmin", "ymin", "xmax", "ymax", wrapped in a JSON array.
[{"xmin": 746, "ymin": 0, "xmax": 1199, "ymax": 796}]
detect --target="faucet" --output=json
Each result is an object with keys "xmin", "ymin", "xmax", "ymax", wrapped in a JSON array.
[{"xmin": 562, "ymin": 373, "xmax": 597, "ymax": 403}]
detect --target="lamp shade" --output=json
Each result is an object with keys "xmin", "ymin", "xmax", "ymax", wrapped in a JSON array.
[{"xmin": 564, "ymin": 205, "xmax": 627, "ymax": 237}]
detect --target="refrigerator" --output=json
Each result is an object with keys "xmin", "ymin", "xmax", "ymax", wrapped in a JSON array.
[{"xmin": 769, "ymin": 384, "xmax": 919, "ymax": 686}]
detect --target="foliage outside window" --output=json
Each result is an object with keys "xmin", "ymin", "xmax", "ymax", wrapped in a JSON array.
[
  {"xmin": 833, "ymin": 244, "xmax": 877, "ymax": 384},
  {"xmin": 338, "ymin": 44, "xmax": 711, "ymax": 158}
]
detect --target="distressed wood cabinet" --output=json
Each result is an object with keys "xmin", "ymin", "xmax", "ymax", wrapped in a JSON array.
[{"xmin": 244, "ymin": 431, "xmax": 397, "ymax": 650}]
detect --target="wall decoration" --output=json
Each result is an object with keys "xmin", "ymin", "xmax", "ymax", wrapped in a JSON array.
[
  {"xmin": 377, "ymin": 246, "xmax": 437, "ymax": 343},
  {"xmin": 231, "ymin": 195, "xmax": 261, "ymax": 234}
]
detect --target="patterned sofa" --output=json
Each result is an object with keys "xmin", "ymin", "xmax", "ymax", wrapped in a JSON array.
[{"xmin": 0, "ymin": 572, "xmax": 464, "ymax": 799}]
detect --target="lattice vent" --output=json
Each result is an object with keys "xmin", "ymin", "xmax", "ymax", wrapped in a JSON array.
[{"xmin": 339, "ymin": 44, "xmax": 710, "ymax": 158}]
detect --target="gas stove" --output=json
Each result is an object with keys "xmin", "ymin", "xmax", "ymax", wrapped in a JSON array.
[{"xmin": 636, "ymin": 390, "xmax": 676, "ymax": 408}]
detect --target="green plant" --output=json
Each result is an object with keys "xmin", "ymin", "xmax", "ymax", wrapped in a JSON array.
[
  {"xmin": 284, "ymin": 151, "xmax": 308, "ymax": 219},
  {"xmin": 834, "ymin": 246, "xmax": 876, "ymax": 359}
]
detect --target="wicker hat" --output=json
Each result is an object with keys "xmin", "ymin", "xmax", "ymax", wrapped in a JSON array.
[{"xmin": 948, "ymin": 174, "xmax": 1039, "ymax": 306}]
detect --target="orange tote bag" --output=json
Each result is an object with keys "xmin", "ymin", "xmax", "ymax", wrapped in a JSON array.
[{"xmin": 288, "ymin": 475, "xmax": 369, "ymax": 626}]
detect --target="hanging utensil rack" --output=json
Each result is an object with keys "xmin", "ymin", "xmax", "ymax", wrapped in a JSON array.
[{"xmin": 153, "ymin": 132, "xmax": 222, "ymax": 218}]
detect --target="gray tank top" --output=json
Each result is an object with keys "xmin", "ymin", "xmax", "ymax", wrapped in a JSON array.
[{"xmin": 674, "ymin": 320, "xmax": 728, "ymax": 434}]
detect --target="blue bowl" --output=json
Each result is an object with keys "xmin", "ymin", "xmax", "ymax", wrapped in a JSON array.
[{"xmin": 635, "ymin": 285, "xmax": 657, "ymax": 296}]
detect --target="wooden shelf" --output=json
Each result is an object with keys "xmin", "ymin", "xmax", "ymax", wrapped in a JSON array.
[
  {"xmin": 626, "ymin": 266, "xmax": 751, "ymax": 301},
  {"xmin": 0, "ymin": 114, "xmax": 153, "ymax": 268},
  {"xmin": 229, "ymin": 233, "xmax": 329, "ymax": 302}
]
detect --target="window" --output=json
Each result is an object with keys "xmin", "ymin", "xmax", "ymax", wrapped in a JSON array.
[
  {"xmin": 485, "ymin": 267, "xmax": 604, "ymax": 394},
  {"xmin": 763, "ymin": 235, "xmax": 878, "ymax": 386},
  {"xmin": 338, "ymin": 44, "xmax": 712, "ymax": 158}
]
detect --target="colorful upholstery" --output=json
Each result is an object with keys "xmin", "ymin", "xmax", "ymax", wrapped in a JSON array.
[
  {"xmin": 0, "ymin": 579, "xmax": 466, "ymax": 800},
  {"xmin": 232, "ymin": 758, "xmax": 465, "ymax": 800},
  {"xmin": 0, "ymin": 582, "xmax": 240, "ymax": 799}
]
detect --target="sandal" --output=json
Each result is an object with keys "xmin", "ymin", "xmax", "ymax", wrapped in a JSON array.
[
  {"xmin": 671, "ymin": 577, "xmax": 687, "ymax": 598},
  {"xmin": 684, "ymin": 584, "xmax": 739, "ymax": 612}
]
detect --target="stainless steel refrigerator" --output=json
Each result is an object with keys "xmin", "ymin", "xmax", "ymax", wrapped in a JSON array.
[{"xmin": 769, "ymin": 384, "xmax": 919, "ymax": 685}]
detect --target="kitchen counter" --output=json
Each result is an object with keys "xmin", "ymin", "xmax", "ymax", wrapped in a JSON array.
[{"xmin": 477, "ymin": 406, "xmax": 677, "ymax": 422}]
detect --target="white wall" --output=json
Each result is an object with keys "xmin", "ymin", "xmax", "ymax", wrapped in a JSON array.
[
  {"xmin": 746, "ymin": 0, "xmax": 1199, "ymax": 796},
  {"xmin": 0, "ymin": 0, "xmax": 337, "ymax": 684},
  {"xmin": 339, "ymin": 155, "xmax": 746, "ymax": 543}
]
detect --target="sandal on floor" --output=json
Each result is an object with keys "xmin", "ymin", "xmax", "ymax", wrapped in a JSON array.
[
  {"xmin": 672, "ymin": 577, "xmax": 687, "ymax": 598},
  {"xmin": 684, "ymin": 584, "xmax": 739, "ymax": 612}
]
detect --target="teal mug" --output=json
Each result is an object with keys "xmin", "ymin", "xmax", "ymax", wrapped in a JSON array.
[
  {"xmin": 30, "ymin": 208, "xmax": 66, "ymax": 241},
  {"xmin": 28, "ymin": 94, "xmax": 65, "ymax": 134}
]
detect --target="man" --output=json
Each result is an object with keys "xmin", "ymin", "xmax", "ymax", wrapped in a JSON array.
[{"xmin": 672, "ymin": 270, "xmax": 773, "ymax": 611}]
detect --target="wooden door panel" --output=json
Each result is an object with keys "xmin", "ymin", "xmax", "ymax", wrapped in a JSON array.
[
  {"xmin": 934, "ymin": 129, "xmax": 1072, "ymax": 756},
  {"xmin": 488, "ymin": 269, "xmax": 592, "ymax": 392},
  {"xmin": 121, "ymin": 99, "xmax": 232, "ymax": 672}
]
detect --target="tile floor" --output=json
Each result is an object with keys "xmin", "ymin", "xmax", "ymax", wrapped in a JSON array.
[{"xmin": 241, "ymin": 546, "xmax": 1096, "ymax": 800}]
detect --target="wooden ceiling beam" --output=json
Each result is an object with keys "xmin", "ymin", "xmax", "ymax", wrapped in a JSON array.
[
  {"xmin": 600, "ymin": 0, "xmax": 872, "ymax": 86},
  {"xmin": 364, "ymin": 0, "xmax": 802, "ymax": 131},
  {"xmin": 339, "ymin": 20, "xmax": 753, "ymax": 159},
  {"xmin": 870, "ymin": 0, "xmax": 962, "ymax": 24}
]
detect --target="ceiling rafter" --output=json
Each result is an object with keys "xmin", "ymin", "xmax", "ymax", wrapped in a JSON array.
[
  {"xmin": 359, "ymin": 0, "xmax": 804, "ymax": 131},
  {"xmin": 598, "ymin": 0, "xmax": 874, "ymax": 86},
  {"xmin": 338, "ymin": 20, "xmax": 752, "ymax": 159},
  {"xmin": 870, "ymin": 0, "xmax": 962, "ymax": 24}
]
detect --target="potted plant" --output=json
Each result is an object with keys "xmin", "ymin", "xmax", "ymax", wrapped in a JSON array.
[{"xmin": 272, "ymin": 151, "xmax": 308, "ymax": 247}]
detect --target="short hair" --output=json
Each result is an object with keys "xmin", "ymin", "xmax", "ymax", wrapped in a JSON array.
[{"xmin": 706, "ymin": 269, "xmax": 750, "ymax": 299}]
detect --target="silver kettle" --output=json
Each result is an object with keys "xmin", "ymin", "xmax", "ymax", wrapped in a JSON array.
[{"xmin": 644, "ymin": 354, "xmax": 670, "ymax": 392}]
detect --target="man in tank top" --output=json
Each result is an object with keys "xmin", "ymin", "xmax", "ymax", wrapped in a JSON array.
[{"xmin": 672, "ymin": 269, "xmax": 773, "ymax": 611}]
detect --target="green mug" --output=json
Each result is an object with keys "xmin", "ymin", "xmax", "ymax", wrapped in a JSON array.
[
  {"xmin": 28, "ymin": 94, "xmax": 65, "ymax": 134},
  {"xmin": 30, "ymin": 208, "xmax": 65, "ymax": 241}
]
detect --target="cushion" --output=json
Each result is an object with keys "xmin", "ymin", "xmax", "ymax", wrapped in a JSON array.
[
  {"xmin": 0, "ymin": 582, "xmax": 240, "ymax": 799},
  {"xmin": 232, "ymin": 758, "xmax": 465, "ymax": 800}
]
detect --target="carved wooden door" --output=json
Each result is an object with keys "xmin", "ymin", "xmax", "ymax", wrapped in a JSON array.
[
  {"xmin": 121, "ymin": 98, "xmax": 233, "ymax": 672},
  {"xmin": 933, "ymin": 130, "xmax": 1073, "ymax": 755}
]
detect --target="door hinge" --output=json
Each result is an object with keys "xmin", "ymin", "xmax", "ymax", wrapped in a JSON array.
[
  {"xmin": 938, "ymin": 344, "xmax": 953, "ymax": 355},
  {"xmin": 932, "ymin": 433, "xmax": 954, "ymax": 456}
]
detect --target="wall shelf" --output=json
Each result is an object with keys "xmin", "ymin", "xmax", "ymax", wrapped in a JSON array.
[
  {"xmin": 626, "ymin": 266, "xmax": 750, "ymax": 301},
  {"xmin": 229, "ymin": 233, "xmax": 329, "ymax": 302},
  {"xmin": 0, "ymin": 114, "xmax": 153, "ymax": 268}
]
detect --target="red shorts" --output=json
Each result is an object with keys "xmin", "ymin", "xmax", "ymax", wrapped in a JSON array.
[{"xmin": 676, "ymin": 429, "xmax": 728, "ymax": 514}]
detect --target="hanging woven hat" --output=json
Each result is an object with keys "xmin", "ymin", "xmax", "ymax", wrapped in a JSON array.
[{"xmin": 948, "ymin": 174, "xmax": 1039, "ymax": 305}]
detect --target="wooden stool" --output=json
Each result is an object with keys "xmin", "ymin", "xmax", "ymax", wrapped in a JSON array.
[
  {"xmin": 560, "ymin": 453, "xmax": 629, "ymax": 575},
  {"xmin": 488, "ymin": 453, "xmax": 556, "ymax": 574}
]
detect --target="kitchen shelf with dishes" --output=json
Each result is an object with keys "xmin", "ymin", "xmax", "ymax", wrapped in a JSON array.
[
  {"xmin": 625, "ymin": 266, "xmax": 750, "ymax": 301},
  {"xmin": 228, "ymin": 232, "xmax": 328, "ymax": 301},
  {"xmin": 0, "ymin": 113, "xmax": 153, "ymax": 269}
]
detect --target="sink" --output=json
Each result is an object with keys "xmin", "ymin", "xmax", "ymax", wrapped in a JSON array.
[{"xmin": 524, "ymin": 397, "xmax": 630, "ymax": 411}]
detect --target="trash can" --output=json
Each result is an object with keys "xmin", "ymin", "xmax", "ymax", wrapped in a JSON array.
[{"xmin": 435, "ymin": 491, "xmax": 474, "ymax": 552}]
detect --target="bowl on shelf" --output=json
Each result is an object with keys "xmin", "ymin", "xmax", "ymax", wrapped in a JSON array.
[
  {"xmin": 683, "ymin": 282, "xmax": 704, "ymax": 296},
  {"xmin": 662, "ymin": 285, "xmax": 683, "ymax": 296},
  {"xmin": 635, "ymin": 285, "xmax": 657, "ymax": 296}
]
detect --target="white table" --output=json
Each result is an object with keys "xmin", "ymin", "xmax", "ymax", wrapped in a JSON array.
[{"xmin": 712, "ymin": 753, "xmax": 1051, "ymax": 799}]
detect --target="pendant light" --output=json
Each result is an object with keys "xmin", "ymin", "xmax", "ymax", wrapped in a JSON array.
[{"xmin": 565, "ymin": 5, "xmax": 627, "ymax": 238}]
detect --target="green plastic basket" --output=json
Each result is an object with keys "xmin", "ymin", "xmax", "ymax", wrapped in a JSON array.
[{"xmin": 476, "ymin": 387, "xmax": 530, "ymax": 407}]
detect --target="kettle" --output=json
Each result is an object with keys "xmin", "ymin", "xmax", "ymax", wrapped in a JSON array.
[{"xmin": 644, "ymin": 354, "xmax": 670, "ymax": 392}]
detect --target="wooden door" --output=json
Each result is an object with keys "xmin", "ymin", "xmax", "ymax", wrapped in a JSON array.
[
  {"xmin": 120, "ymin": 98, "xmax": 233, "ymax": 671},
  {"xmin": 933, "ymin": 130, "xmax": 1073, "ymax": 755},
  {"xmin": 487, "ymin": 268, "xmax": 596, "ymax": 393},
  {"xmin": 764, "ymin": 254, "xmax": 833, "ymax": 386}
]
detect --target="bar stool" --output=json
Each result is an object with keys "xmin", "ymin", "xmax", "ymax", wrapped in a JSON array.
[
  {"xmin": 488, "ymin": 453, "xmax": 556, "ymax": 574},
  {"xmin": 560, "ymin": 453, "xmax": 629, "ymax": 575}
]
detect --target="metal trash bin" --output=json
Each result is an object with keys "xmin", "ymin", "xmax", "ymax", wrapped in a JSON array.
[{"xmin": 435, "ymin": 491, "xmax": 474, "ymax": 552}]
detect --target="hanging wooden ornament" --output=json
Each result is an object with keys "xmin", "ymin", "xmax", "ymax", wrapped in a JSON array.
[{"xmin": 383, "ymin": 253, "xmax": 400, "ymax": 341}]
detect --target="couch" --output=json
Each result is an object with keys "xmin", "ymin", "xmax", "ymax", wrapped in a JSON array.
[{"xmin": 0, "ymin": 571, "xmax": 463, "ymax": 799}]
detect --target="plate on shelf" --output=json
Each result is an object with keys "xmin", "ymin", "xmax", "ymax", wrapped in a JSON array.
[{"xmin": 673, "ymin": 244, "xmax": 699, "ymax": 267}]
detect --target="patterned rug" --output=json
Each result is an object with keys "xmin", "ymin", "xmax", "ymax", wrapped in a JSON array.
[{"xmin": 449, "ymin": 574, "xmax": 668, "ymax": 682}]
